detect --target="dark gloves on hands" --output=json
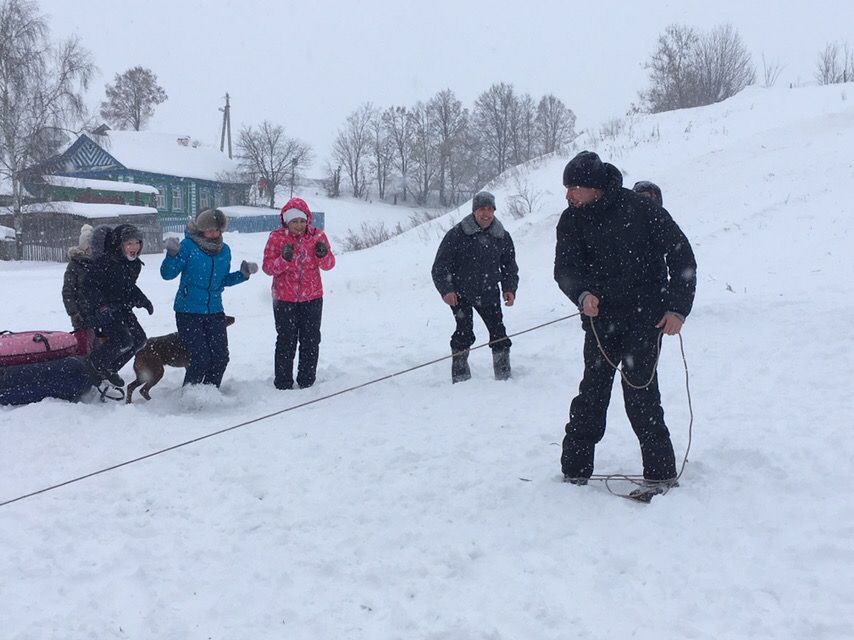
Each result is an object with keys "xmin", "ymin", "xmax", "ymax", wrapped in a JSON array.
[
  {"xmin": 314, "ymin": 241, "xmax": 328, "ymax": 258},
  {"xmin": 281, "ymin": 244, "xmax": 294, "ymax": 260},
  {"xmin": 94, "ymin": 304, "xmax": 116, "ymax": 331},
  {"xmin": 138, "ymin": 298, "xmax": 154, "ymax": 315},
  {"xmin": 240, "ymin": 260, "xmax": 258, "ymax": 278},
  {"xmin": 165, "ymin": 237, "xmax": 180, "ymax": 257}
]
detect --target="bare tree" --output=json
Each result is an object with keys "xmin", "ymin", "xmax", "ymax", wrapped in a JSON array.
[
  {"xmin": 760, "ymin": 54, "xmax": 784, "ymax": 88},
  {"xmin": 332, "ymin": 103, "xmax": 373, "ymax": 198},
  {"xmin": 815, "ymin": 41, "xmax": 854, "ymax": 85},
  {"xmin": 472, "ymin": 82, "xmax": 515, "ymax": 177},
  {"xmin": 508, "ymin": 92, "xmax": 537, "ymax": 165},
  {"xmin": 535, "ymin": 94, "xmax": 577, "ymax": 155},
  {"xmin": 382, "ymin": 105, "xmax": 413, "ymax": 202},
  {"xmin": 99, "ymin": 66, "xmax": 167, "ymax": 131},
  {"xmin": 0, "ymin": 0, "xmax": 94, "ymax": 258},
  {"xmin": 693, "ymin": 24, "xmax": 755, "ymax": 104},
  {"xmin": 236, "ymin": 121, "xmax": 312, "ymax": 208},
  {"xmin": 428, "ymin": 89, "xmax": 467, "ymax": 206},
  {"xmin": 407, "ymin": 101, "xmax": 438, "ymax": 205},
  {"xmin": 640, "ymin": 23, "xmax": 755, "ymax": 113},
  {"xmin": 322, "ymin": 161, "xmax": 342, "ymax": 198},
  {"xmin": 368, "ymin": 107, "xmax": 392, "ymax": 200}
]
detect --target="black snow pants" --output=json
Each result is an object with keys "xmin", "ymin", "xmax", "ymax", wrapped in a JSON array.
[
  {"xmin": 273, "ymin": 298, "xmax": 323, "ymax": 389},
  {"xmin": 561, "ymin": 313, "xmax": 677, "ymax": 481},
  {"xmin": 449, "ymin": 292, "xmax": 511, "ymax": 354}
]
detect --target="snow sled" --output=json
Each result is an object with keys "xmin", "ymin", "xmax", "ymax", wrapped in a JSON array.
[
  {"xmin": 0, "ymin": 356, "xmax": 102, "ymax": 406},
  {"xmin": 0, "ymin": 330, "xmax": 85, "ymax": 367}
]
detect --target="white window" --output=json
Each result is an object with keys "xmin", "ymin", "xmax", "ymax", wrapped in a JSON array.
[
  {"xmin": 200, "ymin": 189, "xmax": 211, "ymax": 210},
  {"xmin": 155, "ymin": 186, "xmax": 166, "ymax": 209},
  {"xmin": 171, "ymin": 185, "xmax": 183, "ymax": 211}
]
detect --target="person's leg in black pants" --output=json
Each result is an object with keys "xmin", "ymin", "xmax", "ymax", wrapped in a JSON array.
[
  {"xmin": 621, "ymin": 319, "xmax": 676, "ymax": 481},
  {"xmin": 176, "ymin": 312, "xmax": 213, "ymax": 386},
  {"xmin": 449, "ymin": 298, "xmax": 475, "ymax": 382},
  {"xmin": 201, "ymin": 313, "xmax": 230, "ymax": 387},
  {"xmin": 561, "ymin": 316, "xmax": 623, "ymax": 479},
  {"xmin": 295, "ymin": 298, "xmax": 323, "ymax": 388},
  {"xmin": 472, "ymin": 295, "xmax": 512, "ymax": 379},
  {"xmin": 273, "ymin": 301, "xmax": 298, "ymax": 389}
]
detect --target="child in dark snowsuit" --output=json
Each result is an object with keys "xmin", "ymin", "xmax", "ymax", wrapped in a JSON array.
[
  {"xmin": 160, "ymin": 208, "xmax": 257, "ymax": 388},
  {"xmin": 83, "ymin": 224, "xmax": 153, "ymax": 387}
]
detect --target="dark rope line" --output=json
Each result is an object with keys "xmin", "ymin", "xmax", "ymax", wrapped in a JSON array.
[{"xmin": 0, "ymin": 312, "xmax": 580, "ymax": 508}]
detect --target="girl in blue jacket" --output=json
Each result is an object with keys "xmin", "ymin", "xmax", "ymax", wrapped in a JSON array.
[{"xmin": 161, "ymin": 208, "xmax": 257, "ymax": 387}]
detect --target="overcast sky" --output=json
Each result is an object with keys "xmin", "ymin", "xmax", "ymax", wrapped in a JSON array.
[{"xmin": 39, "ymin": 0, "xmax": 854, "ymax": 165}]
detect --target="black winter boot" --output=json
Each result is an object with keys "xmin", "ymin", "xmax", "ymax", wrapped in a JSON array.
[
  {"xmin": 451, "ymin": 350, "xmax": 471, "ymax": 383},
  {"xmin": 492, "ymin": 348, "xmax": 511, "ymax": 380}
]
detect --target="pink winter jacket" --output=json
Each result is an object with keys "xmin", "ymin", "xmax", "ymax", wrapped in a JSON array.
[{"xmin": 262, "ymin": 199, "xmax": 335, "ymax": 302}]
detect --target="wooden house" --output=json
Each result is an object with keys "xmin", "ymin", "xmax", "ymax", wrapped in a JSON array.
[{"xmin": 34, "ymin": 130, "xmax": 251, "ymax": 230}]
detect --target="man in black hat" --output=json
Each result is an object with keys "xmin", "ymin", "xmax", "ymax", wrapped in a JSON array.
[
  {"xmin": 554, "ymin": 151, "xmax": 697, "ymax": 494},
  {"xmin": 432, "ymin": 191, "xmax": 519, "ymax": 382}
]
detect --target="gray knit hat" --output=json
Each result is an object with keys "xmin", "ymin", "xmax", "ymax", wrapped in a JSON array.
[{"xmin": 472, "ymin": 191, "xmax": 496, "ymax": 211}]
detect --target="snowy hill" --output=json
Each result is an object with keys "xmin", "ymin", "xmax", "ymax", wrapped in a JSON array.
[{"xmin": 1, "ymin": 83, "xmax": 853, "ymax": 639}]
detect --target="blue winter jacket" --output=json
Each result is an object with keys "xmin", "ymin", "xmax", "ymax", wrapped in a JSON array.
[{"xmin": 160, "ymin": 235, "xmax": 246, "ymax": 314}]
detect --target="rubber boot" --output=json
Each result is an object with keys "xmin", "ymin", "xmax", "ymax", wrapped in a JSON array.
[
  {"xmin": 492, "ymin": 348, "xmax": 511, "ymax": 380},
  {"xmin": 451, "ymin": 350, "xmax": 471, "ymax": 383}
]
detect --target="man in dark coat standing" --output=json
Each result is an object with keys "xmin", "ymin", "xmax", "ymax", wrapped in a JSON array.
[
  {"xmin": 432, "ymin": 191, "xmax": 519, "ymax": 383},
  {"xmin": 554, "ymin": 151, "xmax": 697, "ymax": 492}
]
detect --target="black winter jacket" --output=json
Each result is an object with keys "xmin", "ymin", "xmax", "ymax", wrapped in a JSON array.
[
  {"xmin": 432, "ymin": 214, "xmax": 519, "ymax": 301},
  {"xmin": 62, "ymin": 249, "xmax": 91, "ymax": 330},
  {"xmin": 554, "ymin": 176, "xmax": 696, "ymax": 319},
  {"xmin": 81, "ymin": 224, "xmax": 149, "ymax": 324}
]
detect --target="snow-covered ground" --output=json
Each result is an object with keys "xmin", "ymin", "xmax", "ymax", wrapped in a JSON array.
[{"xmin": 1, "ymin": 83, "xmax": 853, "ymax": 639}]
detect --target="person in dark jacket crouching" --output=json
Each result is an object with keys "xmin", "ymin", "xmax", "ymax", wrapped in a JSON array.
[
  {"xmin": 554, "ymin": 151, "xmax": 697, "ymax": 492},
  {"xmin": 161, "ymin": 208, "xmax": 257, "ymax": 388},
  {"xmin": 431, "ymin": 191, "xmax": 519, "ymax": 383},
  {"xmin": 83, "ymin": 224, "xmax": 153, "ymax": 387}
]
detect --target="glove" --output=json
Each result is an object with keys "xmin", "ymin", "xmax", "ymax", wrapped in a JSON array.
[
  {"xmin": 95, "ymin": 304, "xmax": 116, "ymax": 330},
  {"xmin": 314, "ymin": 241, "xmax": 328, "ymax": 258},
  {"xmin": 240, "ymin": 260, "xmax": 258, "ymax": 278},
  {"xmin": 281, "ymin": 244, "xmax": 294, "ymax": 260},
  {"xmin": 137, "ymin": 298, "xmax": 154, "ymax": 315},
  {"xmin": 165, "ymin": 237, "xmax": 180, "ymax": 257}
]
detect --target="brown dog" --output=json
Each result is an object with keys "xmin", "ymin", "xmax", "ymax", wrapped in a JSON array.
[{"xmin": 126, "ymin": 316, "xmax": 235, "ymax": 402}]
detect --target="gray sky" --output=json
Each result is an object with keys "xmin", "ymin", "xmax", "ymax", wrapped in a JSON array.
[{"xmin": 40, "ymin": 0, "xmax": 854, "ymax": 164}]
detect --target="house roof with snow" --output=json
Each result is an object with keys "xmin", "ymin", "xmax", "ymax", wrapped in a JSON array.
[
  {"xmin": 42, "ymin": 174, "xmax": 159, "ymax": 194},
  {"xmin": 3, "ymin": 201, "xmax": 158, "ymax": 219},
  {"xmin": 52, "ymin": 131, "xmax": 246, "ymax": 184}
]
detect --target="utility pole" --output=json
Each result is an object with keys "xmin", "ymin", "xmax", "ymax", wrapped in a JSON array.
[
  {"xmin": 290, "ymin": 158, "xmax": 297, "ymax": 197},
  {"xmin": 219, "ymin": 92, "xmax": 232, "ymax": 159}
]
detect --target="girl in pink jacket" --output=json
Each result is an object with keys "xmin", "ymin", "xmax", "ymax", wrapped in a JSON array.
[{"xmin": 262, "ymin": 197, "xmax": 335, "ymax": 389}]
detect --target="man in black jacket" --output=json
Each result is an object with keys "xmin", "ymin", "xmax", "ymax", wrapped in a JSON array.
[
  {"xmin": 432, "ymin": 191, "xmax": 519, "ymax": 382},
  {"xmin": 554, "ymin": 151, "xmax": 696, "ymax": 490}
]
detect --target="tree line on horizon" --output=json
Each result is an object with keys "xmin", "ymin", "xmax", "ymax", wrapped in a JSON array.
[{"xmin": 1, "ymin": 0, "xmax": 853, "ymax": 226}]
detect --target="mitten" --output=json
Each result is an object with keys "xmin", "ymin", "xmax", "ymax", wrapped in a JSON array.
[
  {"xmin": 281, "ymin": 244, "xmax": 294, "ymax": 260},
  {"xmin": 314, "ymin": 241, "xmax": 328, "ymax": 258},
  {"xmin": 138, "ymin": 298, "xmax": 154, "ymax": 315},
  {"xmin": 240, "ymin": 260, "xmax": 258, "ymax": 278},
  {"xmin": 165, "ymin": 237, "xmax": 180, "ymax": 257},
  {"xmin": 95, "ymin": 304, "xmax": 116, "ymax": 330}
]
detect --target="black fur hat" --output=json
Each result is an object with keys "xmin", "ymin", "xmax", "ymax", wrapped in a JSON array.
[
  {"xmin": 632, "ymin": 181, "xmax": 663, "ymax": 206},
  {"xmin": 563, "ymin": 151, "xmax": 609, "ymax": 189}
]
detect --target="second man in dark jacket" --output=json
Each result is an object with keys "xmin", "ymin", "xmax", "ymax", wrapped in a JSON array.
[{"xmin": 432, "ymin": 191, "xmax": 519, "ymax": 383}]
